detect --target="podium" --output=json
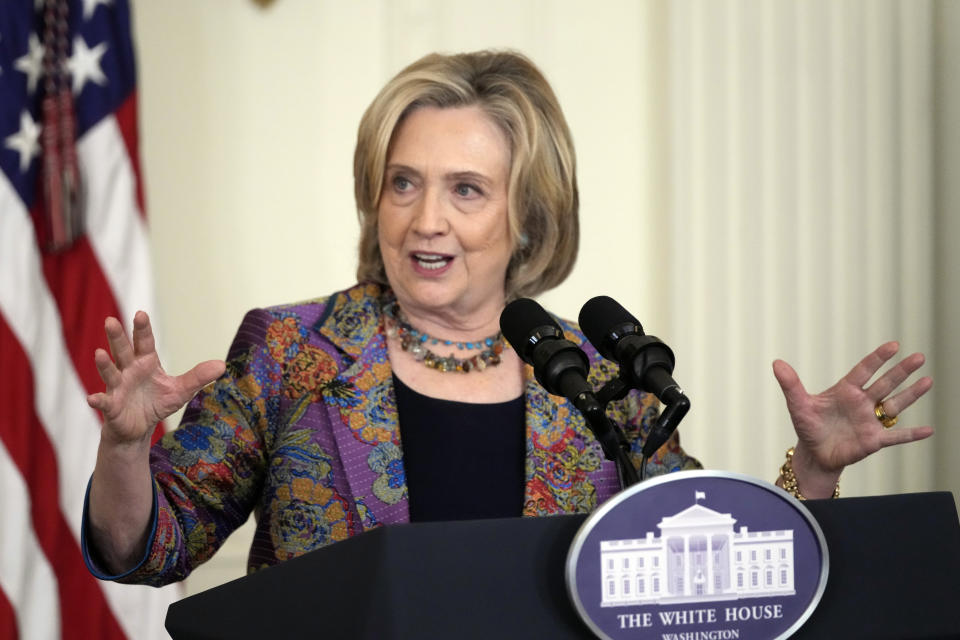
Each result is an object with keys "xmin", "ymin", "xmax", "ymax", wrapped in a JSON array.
[{"xmin": 166, "ymin": 492, "xmax": 960, "ymax": 639}]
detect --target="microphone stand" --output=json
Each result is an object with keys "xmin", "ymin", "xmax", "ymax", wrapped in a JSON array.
[
  {"xmin": 584, "ymin": 370, "xmax": 691, "ymax": 490},
  {"xmin": 569, "ymin": 385, "xmax": 640, "ymax": 490},
  {"xmin": 531, "ymin": 336, "xmax": 642, "ymax": 490}
]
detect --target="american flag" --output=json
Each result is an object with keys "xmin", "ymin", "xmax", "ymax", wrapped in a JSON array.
[{"xmin": 1, "ymin": 1, "xmax": 179, "ymax": 638}]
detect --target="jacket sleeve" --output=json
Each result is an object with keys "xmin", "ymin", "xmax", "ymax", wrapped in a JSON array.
[{"xmin": 82, "ymin": 308, "xmax": 283, "ymax": 586}]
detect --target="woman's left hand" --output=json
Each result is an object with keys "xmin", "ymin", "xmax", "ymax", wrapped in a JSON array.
[{"xmin": 772, "ymin": 341, "xmax": 934, "ymax": 498}]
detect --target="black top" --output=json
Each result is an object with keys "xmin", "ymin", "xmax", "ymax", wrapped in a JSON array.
[{"xmin": 393, "ymin": 374, "xmax": 526, "ymax": 522}]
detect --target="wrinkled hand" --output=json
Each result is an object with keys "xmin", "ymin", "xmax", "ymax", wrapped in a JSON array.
[
  {"xmin": 772, "ymin": 342, "xmax": 933, "ymax": 497},
  {"xmin": 86, "ymin": 311, "xmax": 226, "ymax": 449}
]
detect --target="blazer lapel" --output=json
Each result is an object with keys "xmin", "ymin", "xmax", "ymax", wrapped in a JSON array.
[
  {"xmin": 316, "ymin": 284, "xmax": 411, "ymax": 530},
  {"xmin": 522, "ymin": 363, "xmax": 569, "ymax": 516},
  {"xmin": 521, "ymin": 362, "xmax": 607, "ymax": 517}
]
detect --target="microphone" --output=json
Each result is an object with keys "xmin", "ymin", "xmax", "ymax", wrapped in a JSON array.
[
  {"xmin": 578, "ymin": 296, "xmax": 690, "ymax": 458},
  {"xmin": 500, "ymin": 298, "xmax": 593, "ymax": 403},
  {"xmin": 500, "ymin": 299, "xmax": 636, "ymax": 486}
]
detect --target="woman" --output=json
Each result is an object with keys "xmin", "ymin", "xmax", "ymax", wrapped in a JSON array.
[{"xmin": 83, "ymin": 51, "xmax": 933, "ymax": 585}]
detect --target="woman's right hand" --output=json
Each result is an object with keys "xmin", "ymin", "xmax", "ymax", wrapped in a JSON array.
[
  {"xmin": 86, "ymin": 311, "xmax": 225, "ymax": 573},
  {"xmin": 87, "ymin": 311, "xmax": 226, "ymax": 449}
]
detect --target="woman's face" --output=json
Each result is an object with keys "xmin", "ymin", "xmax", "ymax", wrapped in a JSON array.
[{"xmin": 378, "ymin": 105, "xmax": 513, "ymax": 322}]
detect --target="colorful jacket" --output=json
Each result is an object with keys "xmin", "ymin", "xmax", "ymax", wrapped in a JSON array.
[{"xmin": 83, "ymin": 283, "xmax": 700, "ymax": 586}]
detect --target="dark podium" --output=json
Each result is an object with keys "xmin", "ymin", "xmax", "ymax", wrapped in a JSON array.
[{"xmin": 166, "ymin": 492, "xmax": 960, "ymax": 639}]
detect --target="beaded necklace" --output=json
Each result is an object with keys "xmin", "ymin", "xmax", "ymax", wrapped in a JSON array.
[{"xmin": 382, "ymin": 298, "xmax": 506, "ymax": 373}]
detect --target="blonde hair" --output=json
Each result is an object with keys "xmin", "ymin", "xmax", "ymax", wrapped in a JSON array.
[{"xmin": 353, "ymin": 50, "xmax": 579, "ymax": 300}]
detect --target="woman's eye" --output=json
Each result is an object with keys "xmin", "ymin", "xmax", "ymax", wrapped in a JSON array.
[
  {"xmin": 455, "ymin": 183, "xmax": 481, "ymax": 198},
  {"xmin": 392, "ymin": 176, "xmax": 412, "ymax": 191}
]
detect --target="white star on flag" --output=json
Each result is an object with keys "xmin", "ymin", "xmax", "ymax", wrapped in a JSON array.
[
  {"xmin": 14, "ymin": 33, "xmax": 45, "ymax": 94},
  {"xmin": 67, "ymin": 35, "xmax": 109, "ymax": 93},
  {"xmin": 4, "ymin": 110, "xmax": 42, "ymax": 173},
  {"xmin": 83, "ymin": 0, "xmax": 113, "ymax": 20},
  {"xmin": 695, "ymin": 491, "xmax": 706, "ymax": 502}
]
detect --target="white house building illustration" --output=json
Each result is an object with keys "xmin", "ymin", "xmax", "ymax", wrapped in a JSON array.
[{"xmin": 600, "ymin": 494, "xmax": 795, "ymax": 606}]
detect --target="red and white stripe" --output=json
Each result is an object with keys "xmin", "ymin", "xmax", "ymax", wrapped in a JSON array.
[
  {"xmin": 0, "ymin": 440, "xmax": 60, "ymax": 640},
  {"xmin": 0, "ymin": 95, "xmax": 179, "ymax": 639}
]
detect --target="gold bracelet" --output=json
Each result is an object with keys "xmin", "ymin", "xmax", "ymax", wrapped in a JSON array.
[{"xmin": 778, "ymin": 447, "xmax": 840, "ymax": 500}]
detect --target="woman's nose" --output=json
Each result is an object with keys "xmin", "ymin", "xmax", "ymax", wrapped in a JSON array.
[{"xmin": 411, "ymin": 190, "xmax": 449, "ymax": 237}]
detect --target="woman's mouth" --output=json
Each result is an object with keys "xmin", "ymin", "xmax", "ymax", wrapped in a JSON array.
[{"xmin": 411, "ymin": 252, "xmax": 453, "ymax": 271}]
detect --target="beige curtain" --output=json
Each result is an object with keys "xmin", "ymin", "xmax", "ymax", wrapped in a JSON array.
[{"xmin": 657, "ymin": 0, "xmax": 938, "ymax": 496}]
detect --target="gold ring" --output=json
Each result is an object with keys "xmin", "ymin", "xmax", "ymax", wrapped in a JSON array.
[{"xmin": 874, "ymin": 401, "xmax": 898, "ymax": 428}]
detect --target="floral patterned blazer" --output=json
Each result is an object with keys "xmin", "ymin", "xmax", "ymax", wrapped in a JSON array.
[{"xmin": 83, "ymin": 283, "xmax": 700, "ymax": 586}]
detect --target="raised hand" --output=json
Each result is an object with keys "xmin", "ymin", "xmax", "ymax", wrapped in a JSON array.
[
  {"xmin": 772, "ymin": 342, "xmax": 933, "ymax": 498},
  {"xmin": 87, "ymin": 311, "xmax": 226, "ymax": 448},
  {"xmin": 87, "ymin": 311, "xmax": 226, "ymax": 572}
]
